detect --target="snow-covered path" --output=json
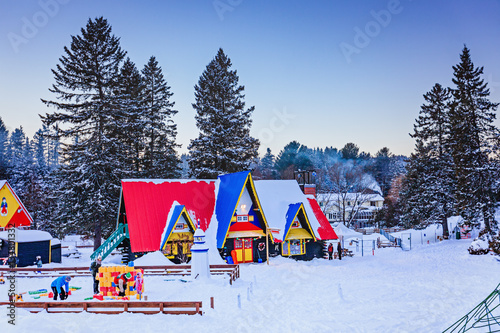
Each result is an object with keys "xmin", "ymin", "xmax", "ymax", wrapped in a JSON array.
[{"xmin": 1, "ymin": 239, "xmax": 499, "ymax": 332}]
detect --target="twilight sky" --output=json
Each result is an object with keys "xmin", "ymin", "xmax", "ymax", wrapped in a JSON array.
[{"xmin": 1, "ymin": 0, "xmax": 499, "ymax": 157}]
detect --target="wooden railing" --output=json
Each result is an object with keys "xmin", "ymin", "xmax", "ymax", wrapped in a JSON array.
[
  {"xmin": 0, "ymin": 264, "xmax": 240, "ymax": 284},
  {"xmin": 0, "ymin": 301, "xmax": 203, "ymax": 315}
]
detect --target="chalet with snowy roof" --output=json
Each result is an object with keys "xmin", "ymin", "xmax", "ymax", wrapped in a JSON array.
[
  {"xmin": 92, "ymin": 171, "xmax": 340, "ymax": 264},
  {"xmin": 93, "ymin": 171, "xmax": 271, "ymax": 264},
  {"xmin": 215, "ymin": 171, "xmax": 270, "ymax": 263},
  {"xmin": 159, "ymin": 205, "xmax": 197, "ymax": 263},
  {"xmin": 255, "ymin": 180, "xmax": 338, "ymax": 260}
]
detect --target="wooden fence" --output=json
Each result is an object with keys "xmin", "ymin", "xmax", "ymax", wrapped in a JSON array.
[
  {"xmin": 0, "ymin": 264, "xmax": 240, "ymax": 284},
  {"xmin": 0, "ymin": 300, "xmax": 204, "ymax": 315}
]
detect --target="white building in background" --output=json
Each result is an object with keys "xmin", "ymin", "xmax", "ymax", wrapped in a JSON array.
[{"xmin": 317, "ymin": 192, "xmax": 384, "ymax": 228}]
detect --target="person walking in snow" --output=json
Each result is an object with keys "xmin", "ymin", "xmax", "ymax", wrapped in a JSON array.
[
  {"xmin": 337, "ymin": 242, "xmax": 342, "ymax": 260},
  {"xmin": 114, "ymin": 272, "xmax": 132, "ymax": 297},
  {"xmin": 51, "ymin": 276, "xmax": 71, "ymax": 300},
  {"xmin": 328, "ymin": 243, "xmax": 334, "ymax": 260},
  {"xmin": 90, "ymin": 256, "xmax": 102, "ymax": 294}
]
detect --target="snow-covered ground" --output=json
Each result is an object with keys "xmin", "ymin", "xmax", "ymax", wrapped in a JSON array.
[{"xmin": 2, "ymin": 234, "xmax": 499, "ymax": 333}]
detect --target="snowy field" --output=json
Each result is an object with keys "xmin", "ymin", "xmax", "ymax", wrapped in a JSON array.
[{"xmin": 2, "ymin": 237, "xmax": 499, "ymax": 333}]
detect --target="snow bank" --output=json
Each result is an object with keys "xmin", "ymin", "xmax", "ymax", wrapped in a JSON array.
[{"xmin": 133, "ymin": 251, "xmax": 172, "ymax": 266}]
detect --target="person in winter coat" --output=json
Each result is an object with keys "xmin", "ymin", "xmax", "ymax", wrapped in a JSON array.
[
  {"xmin": 114, "ymin": 272, "xmax": 132, "ymax": 297},
  {"xmin": 51, "ymin": 276, "xmax": 71, "ymax": 300},
  {"xmin": 34, "ymin": 256, "xmax": 43, "ymax": 268},
  {"xmin": 135, "ymin": 271, "xmax": 144, "ymax": 298},
  {"xmin": 337, "ymin": 242, "xmax": 342, "ymax": 260},
  {"xmin": 34, "ymin": 255, "xmax": 43, "ymax": 274},
  {"xmin": 7, "ymin": 253, "xmax": 18, "ymax": 268},
  {"xmin": 327, "ymin": 243, "xmax": 334, "ymax": 260},
  {"xmin": 90, "ymin": 256, "xmax": 102, "ymax": 294}
]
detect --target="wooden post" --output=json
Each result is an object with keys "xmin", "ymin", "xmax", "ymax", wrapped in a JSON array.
[
  {"xmin": 210, "ymin": 297, "xmax": 214, "ymax": 309},
  {"xmin": 266, "ymin": 228, "xmax": 269, "ymax": 265}
]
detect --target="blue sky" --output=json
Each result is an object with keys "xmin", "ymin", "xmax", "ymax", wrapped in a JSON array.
[{"xmin": 1, "ymin": 0, "xmax": 499, "ymax": 157}]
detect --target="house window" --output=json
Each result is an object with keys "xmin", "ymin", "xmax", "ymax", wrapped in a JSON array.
[
  {"xmin": 175, "ymin": 221, "xmax": 186, "ymax": 230},
  {"xmin": 237, "ymin": 215, "xmax": 249, "ymax": 222},
  {"xmin": 282, "ymin": 239, "xmax": 306, "ymax": 256},
  {"xmin": 370, "ymin": 201, "xmax": 376, "ymax": 206}
]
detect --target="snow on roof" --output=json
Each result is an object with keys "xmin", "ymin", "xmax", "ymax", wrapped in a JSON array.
[
  {"xmin": 0, "ymin": 180, "xmax": 6, "ymax": 189},
  {"xmin": 121, "ymin": 179, "xmax": 217, "ymax": 253},
  {"xmin": 122, "ymin": 179, "xmax": 216, "ymax": 185},
  {"xmin": 254, "ymin": 180, "xmax": 337, "ymax": 240},
  {"xmin": 0, "ymin": 229, "xmax": 53, "ymax": 242}
]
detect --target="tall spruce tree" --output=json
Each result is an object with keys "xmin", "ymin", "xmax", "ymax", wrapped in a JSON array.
[
  {"xmin": 141, "ymin": 56, "xmax": 180, "ymax": 178},
  {"xmin": 0, "ymin": 117, "xmax": 9, "ymax": 180},
  {"xmin": 115, "ymin": 58, "xmax": 145, "ymax": 176},
  {"xmin": 40, "ymin": 17, "xmax": 126, "ymax": 248},
  {"xmin": 402, "ymin": 83, "xmax": 455, "ymax": 237},
  {"xmin": 188, "ymin": 48, "xmax": 259, "ymax": 179},
  {"xmin": 448, "ymin": 46, "xmax": 499, "ymax": 235}
]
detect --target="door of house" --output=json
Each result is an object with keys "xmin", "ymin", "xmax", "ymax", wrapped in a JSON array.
[{"xmin": 234, "ymin": 238, "xmax": 253, "ymax": 263}]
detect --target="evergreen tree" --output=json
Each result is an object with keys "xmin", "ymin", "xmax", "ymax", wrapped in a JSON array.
[
  {"xmin": 256, "ymin": 148, "xmax": 278, "ymax": 180},
  {"xmin": 401, "ymin": 83, "xmax": 455, "ymax": 237},
  {"xmin": 373, "ymin": 147, "xmax": 393, "ymax": 197},
  {"xmin": 8, "ymin": 127, "xmax": 29, "ymax": 193},
  {"xmin": 188, "ymin": 48, "xmax": 259, "ymax": 179},
  {"xmin": 340, "ymin": 142, "xmax": 359, "ymax": 160},
  {"xmin": 29, "ymin": 128, "xmax": 52, "ymax": 230},
  {"xmin": 400, "ymin": 142, "xmax": 444, "ymax": 229},
  {"xmin": 0, "ymin": 117, "xmax": 9, "ymax": 180},
  {"xmin": 40, "ymin": 17, "xmax": 127, "ymax": 248},
  {"xmin": 141, "ymin": 56, "xmax": 180, "ymax": 178},
  {"xmin": 115, "ymin": 58, "xmax": 145, "ymax": 176},
  {"xmin": 448, "ymin": 46, "xmax": 499, "ymax": 235}
]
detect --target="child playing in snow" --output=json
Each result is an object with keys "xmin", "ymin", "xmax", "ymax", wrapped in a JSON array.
[
  {"xmin": 34, "ymin": 255, "xmax": 42, "ymax": 274},
  {"xmin": 51, "ymin": 276, "xmax": 71, "ymax": 300},
  {"xmin": 135, "ymin": 271, "xmax": 144, "ymax": 298},
  {"xmin": 114, "ymin": 272, "xmax": 132, "ymax": 297}
]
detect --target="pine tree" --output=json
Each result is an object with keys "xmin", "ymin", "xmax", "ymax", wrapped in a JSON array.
[
  {"xmin": 255, "ymin": 148, "xmax": 278, "ymax": 180},
  {"xmin": 402, "ymin": 83, "xmax": 455, "ymax": 237},
  {"xmin": 188, "ymin": 48, "xmax": 259, "ymax": 179},
  {"xmin": 40, "ymin": 17, "xmax": 127, "ymax": 248},
  {"xmin": 8, "ymin": 127, "xmax": 30, "ymax": 194},
  {"xmin": 141, "ymin": 56, "xmax": 180, "ymax": 178},
  {"xmin": 115, "ymin": 58, "xmax": 145, "ymax": 176},
  {"xmin": 373, "ymin": 147, "xmax": 393, "ymax": 197},
  {"xmin": 448, "ymin": 46, "xmax": 499, "ymax": 235},
  {"xmin": 0, "ymin": 117, "xmax": 9, "ymax": 180},
  {"xmin": 340, "ymin": 142, "xmax": 359, "ymax": 160}
]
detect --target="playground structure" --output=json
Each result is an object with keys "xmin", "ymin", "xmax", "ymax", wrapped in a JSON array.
[
  {"xmin": 444, "ymin": 283, "xmax": 500, "ymax": 332},
  {"xmin": 94, "ymin": 264, "xmax": 144, "ymax": 299}
]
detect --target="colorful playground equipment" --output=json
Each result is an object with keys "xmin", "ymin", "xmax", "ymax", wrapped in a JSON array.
[{"xmin": 94, "ymin": 263, "xmax": 144, "ymax": 300}]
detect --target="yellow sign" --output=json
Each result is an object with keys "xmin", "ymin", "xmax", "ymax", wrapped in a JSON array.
[{"xmin": 0, "ymin": 183, "xmax": 22, "ymax": 228}]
